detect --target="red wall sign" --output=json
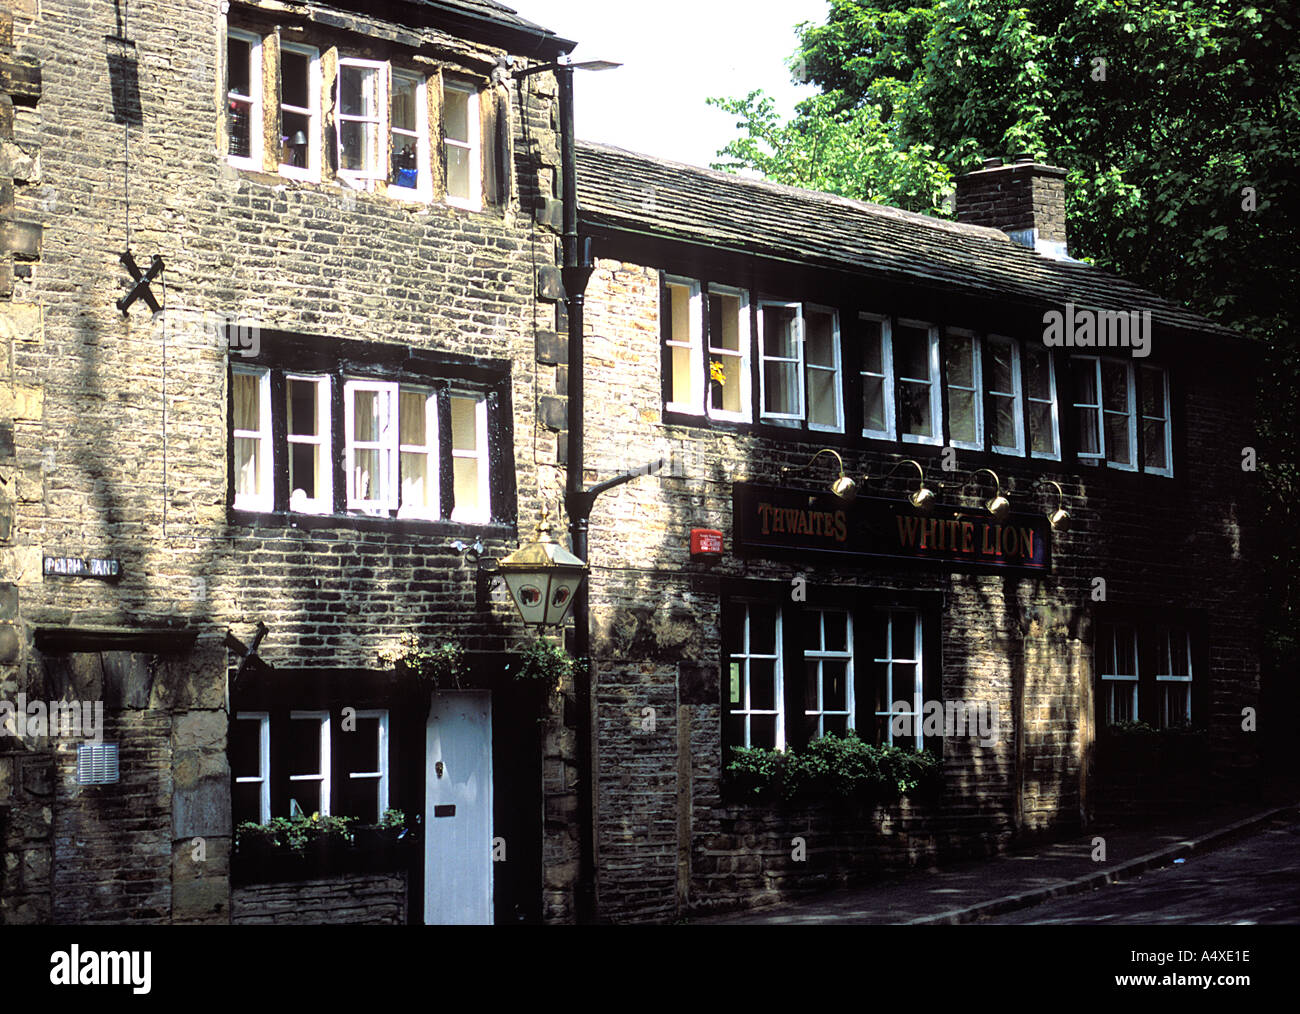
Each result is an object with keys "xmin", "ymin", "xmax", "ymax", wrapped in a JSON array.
[{"xmin": 690, "ymin": 529, "xmax": 724, "ymax": 557}]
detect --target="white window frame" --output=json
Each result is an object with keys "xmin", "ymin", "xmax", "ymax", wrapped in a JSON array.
[
  {"xmin": 758, "ymin": 300, "xmax": 805, "ymax": 424},
  {"xmin": 804, "ymin": 609, "xmax": 855, "ymax": 739},
  {"xmin": 443, "ymin": 79, "xmax": 482, "ymax": 211},
  {"xmin": 286, "ymin": 373, "xmax": 332, "ymax": 515},
  {"xmin": 705, "ymin": 284, "xmax": 752, "ymax": 423},
  {"xmin": 450, "ymin": 391, "xmax": 490, "ymax": 524},
  {"xmin": 664, "ymin": 276, "xmax": 704, "ymax": 416},
  {"xmin": 278, "ymin": 42, "xmax": 321, "ymax": 182},
  {"xmin": 896, "ymin": 319, "xmax": 943, "ymax": 447},
  {"xmin": 389, "ymin": 68, "xmax": 430, "ymax": 200},
  {"xmin": 874, "ymin": 609, "xmax": 924, "ymax": 751},
  {"xmin": 344, "ymin": 379, "xmax": 400, "ymax": 514},
  {"xmin": 1101, "ymin": 358, "xmax": 1139, "ymax": 472},
  {"xmin": 1025, "ymin": 343, "xmax": 1061, "ymax": 461},
  {"xmin": 234, "ymin": 711, "xmax": 271, "ymax": 825},
  {"xmin": 336, "ymin": 57, "xmax": 387, "ymax": 187},
  {"xmin": 288, "ymin": 710, "xmax": 331, "ymax": 817},
  {"xmin": 397, "ymin": 386, "xmax": 440, "ymax": 521},
  {"xmin": 987, "ymin": 334, "xmax": 1025, "ymax": 456},
  {"xmin": 1072, "ymin": 354, "xmax": 1106, "ymax": 466},
  {"xmin": 943, "ymin": 328, "xmax": 983, "ymax": 451},
  {"xmin": 347, "ymin": 709, "xmax": 390, "ymax": 822},
  {"xmin": 226, "ymin": 29, "xmax": 263, "ymax": 170},
  {"xmin": 804, "ymin": 303, "xmax": 844, "ymax": 433},
  {"xmin": 729, "ymin": 604, "xmax": 785, "ymax": 750},
  {"xmin": 860, "ymin": 313, "xmax": 895, "ymax": 441},
  {"xmin": 1098, "ymin": 624, "xmax": 1140, "ymax": 726},
  {"xmin": 1156, "ymin": 628, "xmax": 1193, "ymax": 728},
  {"xmin": 1139, "ymin": 365, "xmax": 1174, "ymax": 478},
  {"xmin": 232, "ymin": 365, "xmax": 273, "ymax": 512}
]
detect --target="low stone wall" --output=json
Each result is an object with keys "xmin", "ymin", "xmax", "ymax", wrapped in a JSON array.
[{"xmin": 231, "ymin": 872, "xmax": 408, "ymax": 925}]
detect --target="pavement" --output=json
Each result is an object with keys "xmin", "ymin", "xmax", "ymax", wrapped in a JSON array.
[{"xmin": 692, "ymin": 796, "xmax": 1300, "ymax": 925}]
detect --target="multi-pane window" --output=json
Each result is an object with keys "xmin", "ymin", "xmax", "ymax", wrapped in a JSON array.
[
  {"xmin": 345, "ymin": 380, "xmax": 399, "ymax": 513},
  {"xmin": 235, "ymin": 709, "xmax": 392, "ymax": 825},
  {"xmin": 944, "ymin": 330, "xmax": 982, "ymax": 450},
  {"xmin": 443, "ymin": 80, "xmax": 481, "ymax": 209},
  {"xmin": 757, "ymin": 302, "xmax": 842, "ymax": 430},
  {"xmin": 336, "ymin": 710, "xmax": 390, "ymax": 823},
  {"xmin": 232, "ymin": 367, "xmax": 272, "ymax": 511},
  {"xmin": 725, "ymin": 603, "xmax": 784, "ymax": 750},
  {"xmin": 231, "ymin": 712, "xmax": 271, "ymax": 826},
  {"xmin": 390, "ymin": 70, "xmax": 428, "ymax": 196},
  {"xmin": 1097, "ymin": 623, "xmax": 1140, "ymax": 725},
  {"xmin": 896, "ymin": 321, "xmax": 942, "ymax": 445},
  {"xmin": 665, "ymin": 278, "xmax": 703, "ymax": 414},
  {"xmin": 398, "ymin": 388, "xmax": 439, "ymax": 519},
  {"xmin": 450, "ymin": 393, "xmax": 489, "ymax": 523},
  {"xmin": 337, "ymin": 59, "xmax": 385, "ymax": 183},
  {"xmin": 1139, "ymin": 366, "xmax": 1173, "ymax": 477},
  {"xmin": 805, "ymin": 305, "xmax": 843, "ymax": 431},
  {"xmin": 1155, "ymin": 628, "xmax": 1193, "ymax": 728},
  {"xmin": 287, "ymin": 710, "xmax": 331, "ymax": 817},
  {"xmin": 860, "ymin": 314, "xmax": 895, "ymax": 440},
  {"xmin": 868, "ymin": 609, "xmax": 924, "ymax": 749},
  {"xmin": 707, "ymin": 285, "xmax": 751, "ymax": 421},
  {"xmin": 803, "ymin": 610, "xmax": 853, "ymax": 738},
  {"xmin": 759, "ymin": 302, "xmax": 803, "ymax": 423},
  {"xmin": 287, "ymin": 375, "xmax": 331, "ymax": 514},
  {"xmin": 279, "ymin": 44, "xmax": 319, "ymax": 178},
  {"xmin": 1025, "ymin": 344, "xmax": 1060, "ymax": 459},
  {"xmin": 987, "ymin": 335, "xmax": 1023, "ymax": 455},
  {"xmin": 227, "ymin": 31, "xmax": 262, "ymax": 166},
  {"xmin": 1073, "ymin": 356, "xmax": 1168, "ymax": 474}
]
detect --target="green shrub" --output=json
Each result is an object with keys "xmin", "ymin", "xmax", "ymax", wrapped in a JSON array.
[
  {"xmin": 235, "ymin": 812, "xmax": 356, "ymax": 853},
  {"xmin": 725, "ymin": 731, "xmax": 941, "ymax": 804}
]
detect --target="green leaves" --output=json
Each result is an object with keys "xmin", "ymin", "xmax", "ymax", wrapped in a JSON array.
[{"xmin": 726, "ymin": 732, "xmax": 943, "ymax": 803}]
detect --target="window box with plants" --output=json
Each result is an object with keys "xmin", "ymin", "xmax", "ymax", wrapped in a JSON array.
[{"xmin": 233, "ymin": 808, "xmax": 417, "ymax": 885}]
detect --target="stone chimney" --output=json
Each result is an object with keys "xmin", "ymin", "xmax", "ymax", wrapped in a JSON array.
[{"xmin": 955, "ymin": 153, "xmax": 1069, "ymax": 259}]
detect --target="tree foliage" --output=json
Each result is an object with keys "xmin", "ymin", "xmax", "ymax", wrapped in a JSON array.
[{"xmin": 712, "ymin": 0, "xmax": 1298, "ymax": 670}]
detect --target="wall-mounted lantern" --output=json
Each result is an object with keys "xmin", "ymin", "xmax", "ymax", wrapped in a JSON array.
[
  {"xmin": 498, "ymin": 513, "xmax": 588, "ymax": 629},
  {"xmin": 971, "ymin": 468, "xmax": 1011, "ymax": 521},
  {"xmin": 781, "ymin": 448, "xmax": 856, "ymax": 502},
  {"xmin": 1038, "ymin": 479, "xmax": 1071, "ymax": 531}
]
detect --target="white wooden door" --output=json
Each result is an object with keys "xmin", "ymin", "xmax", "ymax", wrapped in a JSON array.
[{"xmin": 424, "ymin": 691, "xmax": 493, "ymax": 925}]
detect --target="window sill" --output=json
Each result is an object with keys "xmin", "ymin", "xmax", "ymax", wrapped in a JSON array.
[{"xmin": 229, "ymin": 508, "xmax": 515, "ymax": 539}]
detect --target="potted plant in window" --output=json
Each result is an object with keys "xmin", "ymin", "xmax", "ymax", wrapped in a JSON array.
[{"xmin": 709, "ymin": 358, "xmax": 727, "ymax": 409}]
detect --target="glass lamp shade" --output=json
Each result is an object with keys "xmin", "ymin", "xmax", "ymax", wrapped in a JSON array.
[{"xmin": 498, "ymin": 522, "xmax": 588, "ymax": 628}]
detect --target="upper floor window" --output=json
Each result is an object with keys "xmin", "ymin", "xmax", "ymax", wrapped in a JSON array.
[
  {"xmin": 664, "ymin": 277, "xmax": 703, "ymax": 415},
  {"xmin": 443, "ymin": 79, "xmax": 481, "ymax": 210},
  {"xmin": 229, "ymin": 339, "xmax": 510, "ymax": 525},
  {"xmin": 860, "ymin": 314, "xmax": 895, "ymax": 441},
  {"xmin": 758, "ymin": 302, "xmax": 842, "ymax": 432},
  {"xmin": 337, "ymin": 59, "xmax": 386, "ymax": 185},
  {"xmin": 896, "ymin": 320, "xmax": 942, "ymax": 445},
  {"xmin": 391, "ymin": 70, "xmax": 430, "ymax": 197},
  {"xmin": 226, "ymin": 30, "xmax": 262, "ymax": 170},
  {"xmin": 1024, "ymin": 343, "xmax": 1060, "ymax": 460},
  {"xmin": 1072, "ymin": 356, "xmax": 1171, "ymax": 476},
  {"xmin": 943, "ymin": 329, "xmax": 982, "ymax": 451},
  {"xmin": 986, "ymin": 336, "xmax": 1024, "ymax": 455},
  {"xmin": 707, "ymin": 285, "xmax": 752, "ymax": 422},
  {"xmin": 279, "ymin": 44, "xmax": 321, "ymax": 179}
]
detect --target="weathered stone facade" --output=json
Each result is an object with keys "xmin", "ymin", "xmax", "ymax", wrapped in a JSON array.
[
  {"xmin": 574, "ymin": 148, "xmax": 1262, "ymax": 922},
  {"xmin": 0, "ymin": 0, "xmax": 578, "ymax": 924},
  {"xmin": 232, "ymin": 871, "xmax": 406, "ymax": 925}
]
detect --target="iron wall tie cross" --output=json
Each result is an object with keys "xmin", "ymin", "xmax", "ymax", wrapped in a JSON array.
[{"xmin": 117, "ymin": 250, "xmax": 164, "ymax": 314}]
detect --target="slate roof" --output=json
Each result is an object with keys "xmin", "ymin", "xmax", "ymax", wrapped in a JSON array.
[
  {"xmin": 576, "ymin": 141, "xmax": 1237, "ymax": 341},
  {"xmin": 315, "ymin": 0, "xmax": 574, "ymax": 53}
]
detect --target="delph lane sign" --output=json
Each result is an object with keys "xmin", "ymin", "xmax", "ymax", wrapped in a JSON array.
[
  {"xmin": 43, "ymin": 556, "xmax": 122, "ymax": 581},
  {"xmin": 734, "ymin": 484, "xmax": 1050, "ymax": 573}
]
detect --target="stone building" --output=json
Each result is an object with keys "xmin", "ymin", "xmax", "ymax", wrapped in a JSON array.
[
  {"xmin": 0, "ymin": 0, "xmax": 583, "ymax": 925},
  {"xmin": 572, "ymin": 142, "xmax": 1262, "ymax": 922}
]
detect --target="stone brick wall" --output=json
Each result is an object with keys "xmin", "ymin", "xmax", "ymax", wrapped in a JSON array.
[
  {"xmin": 1, "ymin": 0, "xmax": 577, "ymax": 924},
  {"xmin": 232, "ymin": 871, "xmax": 406, "ymax": 925},
  {"xmin": 578, "ymin": 254, "xmax": 1261, "ymax": 923}
]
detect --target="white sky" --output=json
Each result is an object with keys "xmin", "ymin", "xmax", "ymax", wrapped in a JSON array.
[{"xmin": 510, "ymin": 0, "xmax": 829, "ymax": 168}]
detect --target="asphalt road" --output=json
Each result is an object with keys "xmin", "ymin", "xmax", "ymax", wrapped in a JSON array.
[{"xmin": 985, "ymin": 814, "xmax": 1300, "ymax": 924}]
